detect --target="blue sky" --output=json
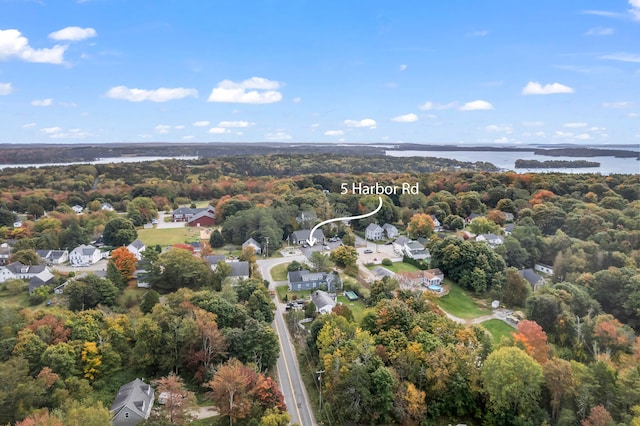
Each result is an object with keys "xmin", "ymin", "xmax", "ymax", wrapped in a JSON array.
[{"xmin": 1, "ymin": 0, "xmax": 639, "ymax": 145}]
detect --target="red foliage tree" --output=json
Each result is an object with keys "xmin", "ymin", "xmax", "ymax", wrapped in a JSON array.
[
  {"xmin": 26, "ymin": 314, "xmax": 70, "ymax": 345},
  {"xmin": 513, "ymin": 320, "xmax": 550, "ymax": 364}
]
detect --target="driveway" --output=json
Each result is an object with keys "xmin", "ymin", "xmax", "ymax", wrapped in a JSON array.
[
  {"xmin": 155, "ymin": 212, "xmax": 187, "ymax": 229},
  {"xmin": 52, "ymin": 259, "xmax": 108, "ymax": 275}
]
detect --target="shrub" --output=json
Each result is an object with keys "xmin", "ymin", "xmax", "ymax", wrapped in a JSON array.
[{"xmin": 381, "ymin": 258, "xmax": 392, "ymax": 266}]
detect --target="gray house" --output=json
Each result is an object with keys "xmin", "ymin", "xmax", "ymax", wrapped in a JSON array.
[
  {"xmin": 519, "ymin": 268, "xmax": 545, "ymax": 292},
  {"xmin": 288, "ymin": 269, "xmax": 338, "ymax": 291},
  {"xmin": 365, "ymin": 223, "xmax": 384, "ymax": 240},
  {"xmin": 290, "ymin": 229, "xmax": 325, "ymax": 245},
  {"xmin": 110, "ymin": 378, "xmax": 154, "ymax": 426},
  {"xmin": 242, "ymin": 238, "xmax": 262, "ymax": 255},
  {"xmin": 311, "ymin": 290, "xmax": 336, "ymax": 314}
]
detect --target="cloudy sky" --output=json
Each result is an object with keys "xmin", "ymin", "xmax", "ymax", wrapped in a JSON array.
[{"xmin": 1, "ymin": 0, "xmax": 639, "ymax": 145}]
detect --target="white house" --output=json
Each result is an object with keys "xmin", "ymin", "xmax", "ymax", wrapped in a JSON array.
[
  {"xmin": 393, "ymin": 236, "xmax": 411, "ymax": 256},
  {"xmin": 476, "ymin": 233, "xmax": 504, "ymax": 248},
  {"xmin": 365, "ymin": 223, "xmax": 384, "ymax": 240},
  {"xmin": 127, "ymin": 239, "xmax": 146, "ymax": 260},
  {"xmin": 311, "ymin": 290, "xmax": 336, "ymax": 314},
  {"xmin": 71, "ymin": 205, "xmax": 84, "ymax": 214},
  {"xmin": 110, "ymin": 378, "xmax": 154, "ymax": 426},
  {"xmin": 382, "ymin": 223, "xmax": 399, "ymax": 239},
  {"xmin": 0, "ymin": 261, "xmax": 50, "ymax": 283},
  {"xmin": 101, "ymin": 202, "xmax": 115, "ymax": 211},
  {"xmin": 404, "ymin": 240, "xmax": 430, "ymax": 260},
  {"xmin": 242, "ymin": 238, "xmax": 262, "ymax": 255},
  {"xmin": 69, "ymin": 244, "xmax": 101, "ymax": 266},
  {"xmin": 534, "ymin": 263, "xmax": 554, "ymax": 276},
  {"xmin": 430, "ymin": 215, "xmax": 443, "ymax": 232},
  {"xmin": 35, "ymin": 249, "xmax": 69, "ymax": 265}
]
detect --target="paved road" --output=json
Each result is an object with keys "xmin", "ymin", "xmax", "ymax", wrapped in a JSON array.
[{"xmin": 259, "ymin": 256, "xmax": 316, "ymax": 426}]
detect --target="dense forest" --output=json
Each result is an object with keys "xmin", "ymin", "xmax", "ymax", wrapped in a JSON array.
[{"xmin": 0, "ymin": 154, "xmax": 639, "ymax": 425}]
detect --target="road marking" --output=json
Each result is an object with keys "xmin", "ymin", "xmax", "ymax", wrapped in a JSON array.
[{"xmin": 274, "ymin": 308, "xmax": 304, "ymax": 425}]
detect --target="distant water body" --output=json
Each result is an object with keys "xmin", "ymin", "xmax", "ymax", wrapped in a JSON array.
[
  {"xmin": 0, "ymin": 155, "xmax": 199, "ymax": 170},
  {"xmin": 386, "ymin": 150, "xmax": 640, "ymax": 175}
]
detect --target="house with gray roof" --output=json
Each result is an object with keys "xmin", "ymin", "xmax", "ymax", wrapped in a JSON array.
[
  {"xmin": 365, "ymin": 223, "xmax": 384, "ymax": 240},
  {"xmin": 110, "ymin": 378, "xmax": 154, "ymax": 426},
  {"xmin": 69, "ymin": 244, "xmax": 101, "ymax": 266},
  {"xmin": 0, "ymin": 261, "xmax": 49, "ymax": 283},
  {"xmin": 101, "ymin": 202, "xmax": 115, "ymax": 211},
  {"xmin": 430, "ymin": 215, "xmax": 443, "ymax": 232},
  {"xmin": 228, "ymin": 261, "xmax": 250, "ymax": 282},
  {"xmin": 393, "ymin": 236, "xmax": 411, "ymax": 255},
  {"xmin": 127, "ymin": 239, "xmax": 146, "ymax": 260},
  {"xmin": 205, "ymin": 255, "xmax": 226, "ymax": 269},
  {"xmin": 0, "ymin": 243, "xmax": 10, "ymax": 266},
  {"xmin": 28, "ymin": 269, "xmax": 55, "ymax": 293},
  {"xmin": 404, "ymin": 240, "xmax": 430, "ymax": 260},
  {"xmin": 242, "ymin": 238, "xmax": 262, "ymax": 255},
  {"xmin": 519, "ymin": 268, "xmax": 545, "ymax": 292},
  {"xmin": 290, "ymin": 229, "xmax": 325, "ymax": 245},
  {"xmin": 382, "ymin": 223, "xmax": 399, "ymax": 239},
  {"xmin": 288, "ymin": 269, "xmax": 338, "ymax": 292},
  {"xmin": 311, "ymin": 290, "xmax": 336, "ymax": 314}
]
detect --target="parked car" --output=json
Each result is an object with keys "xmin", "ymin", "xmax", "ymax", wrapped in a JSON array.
[{"xmin": 364, "ymin": 249, "xmax": 373, "ymax": 254}]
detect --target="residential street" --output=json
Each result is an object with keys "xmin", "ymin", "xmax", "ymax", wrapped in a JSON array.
[{"xmin": 259, "ymin": 256, "xmax": 317, "ymax": 426}]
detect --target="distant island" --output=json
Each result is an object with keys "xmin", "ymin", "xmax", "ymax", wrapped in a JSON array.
[{"xmin": 515, "ymin": 159, "xmax": 600, "ymax": 168}]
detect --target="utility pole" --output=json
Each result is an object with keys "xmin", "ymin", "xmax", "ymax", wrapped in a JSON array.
[
  {"xmin": 264, "ymin": 237, "xmax": 269, "ymax": 258},
  {"xmin": 316, "ymin": 369, "xmax": 325, "ymax": 409}
]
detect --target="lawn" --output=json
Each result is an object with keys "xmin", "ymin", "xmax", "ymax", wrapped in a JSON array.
[
  {"xmin": 437, "ymin": 280, "xmax": 493, "ymax": 319},
  {"xmin": 137, "ymin": 227, "xmax": 203, "ymax": 247},
  {"xmin": 0, "ymin": 288, "xmax": 30, "ymax": 307},
  {"xmin": 275, "ymin": 285, "xmax": 314, "ymax": 303},
  {"xmin": 270, "ymin": 263, "xmax": 291, "ymax": 281},
  {"xmin": 482, "ymin": 319, "xmax": 515, "ymax": 344},
  {"xmin": 336, "ymin": 295, "xmax": 366, "ymax": 323},
  {"xmin": 367, "ymin": 262, "xmax": 420, "ymax": 273}
]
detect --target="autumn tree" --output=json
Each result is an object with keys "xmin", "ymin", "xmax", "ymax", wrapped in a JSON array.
[
  {"xmin": 503, "ymin": 267, "xmax": 531, "ymax": 307},
  {"xmin": 582, "ymin": 405, "xmax": 615, "ymax": 426},
  {"xmin": 205, "ymin": 358, "xmax": 257, "ymax": 425},
  {"xmin": 393, "ymin": 382, "xmax": 426, "ymax": 425},
  {"xmin": 512, "ymin": 320, "xmax": 550, "ymax": 364},
  {"xmin": 407, "ymin": 213, "xmax": 435, "ymax": 239},
  {"xmin": 9, "ymin": 249, "xmax": 40, "ymax": 265},
  {"xmin": 150, "ymin": 248, "xmax": 213, "ymax": 292},
  {"xmin": 330, "ymin": 245, "xmax": 358, "ymax": 268},
  {"xmin": 153, "ymin": 372, "xmax": 197, "ymax": 424},
  {"xmin": 109, "ymin": 246, "xmax": 138, "ymax": 287}
]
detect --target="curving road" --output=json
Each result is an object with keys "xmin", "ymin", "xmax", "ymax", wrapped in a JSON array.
[{"xmin": 259, "ymin": 256, "xmax": 317, "ymax": 426}]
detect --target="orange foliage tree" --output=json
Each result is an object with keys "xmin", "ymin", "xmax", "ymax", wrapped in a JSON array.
[
  {"xmin": 512, "ymin": 320, "xmax": 550, "ymax": 364},
  {"xmin": 111, "ymin": 246, "xmax": 137, "ymax": 281}
]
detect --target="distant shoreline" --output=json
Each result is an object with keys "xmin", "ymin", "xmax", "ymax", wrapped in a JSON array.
[
  {"xmin": 0, "ymin": 142, "xmax": 637, "ymax": 166},
  {"xmin": 515, "ymin": 159, "xmax": 601, "ymax": 169}
]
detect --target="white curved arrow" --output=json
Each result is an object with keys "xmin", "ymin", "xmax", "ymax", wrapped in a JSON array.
[{"xmin": 306, "ymin": 196, "xmax": 383, "ymax": 246}]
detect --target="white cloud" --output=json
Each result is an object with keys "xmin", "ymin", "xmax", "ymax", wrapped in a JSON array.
[
  {"xmin": 459, "ymin": 100, "xmax": 494, "ymax": 111},
  {"xmin": 418, "ymin": 101, "xmax": 458, "ymax": 110},
  {"xmin": 564, "ymin": 122, "xmax": 588, "ymax": 128},
  {"xmin": 0, "ymin": 29, "xmax": 67, "ymax": 64},
  {"xmin": 0, "ymin": 82, "xmax": 12, "ymax": 95},
  {"xmin": 522, "ymin": 81, "xmax": 575, "ymax": 95},
  {"xmin": 48, "ymin": 127, "xmax": 91, "ymax": 139},
  {"xmin": 192, "ymin": 121, "xmax": 210, "ymax": 127},
  {"xmin": 311, "ymin": 123, "xmax": 320, "ymax": 128},
  {"xmin": 265, "ymin": 131, "xmax": 292, "ymax": 141},
  {"xmin": 399, "ymin": 64, "xmax": 407, "ymax": 71},
  {"xmin": 631, "ymin": 0, "xmax": 640, "ymax": 20},
  {"xmin": 466, "ymin": 30, "xmax": 489, "ymax": 37},
  {"xmin": 575, "ymin": 133, "xmax": 591, "ymax": 140},
  {"xmin": 41, "ymin": 126, "xmax": 63, "ymax": 134},
  {"xmin": 207, "ymin": 77, "xmax": 283, "ymax": 104},
  {"xmin": 154, "ymin": 125, "xmax": 171, "ymax": 134},
  {"xmin": 174, "ymin": 125, "xmax": 185, "ymax": 130},
  {"xmin": 523, "ymin": 121, "xmax": 545, "ymax": 127},
  {"xmin": 23, "ymin": 122, "xmax": 36, "ymax": 128},
  {"xmin": 586, "ymin": 27, "xmax": 614, "ymax": 36},
  {"xmin": 494, "ymin": 136, "xmax": 510, "ymax": 143},
  {"xmin": 292, "ymin": 97, "xmax": 302, "ymax": 103},
  {"xmin": 391, "ymin": 113, "xmax": 418, "ymax": 123},
  {"xmin": 628, "ymin": 112, "xmax": 640, "ymax": 118},
  {"xmin": 58, "ymin": 101, "xmax": 77, "ymax": 107},
  {"xmin": 48, "ymin": 26, "xmax": 97, "ymax": 41},
  {"xmin": 599, "ymin": 53, "xmax": 640, "ymax": 63},
  {"xmin": 218, "ymin": 120, "xmax": 254, "ymax": 128},
  {"xmin": 344, "ymin": 118, "xmax": 377, "ymax": 128},
  {"xmin": 485, "ymin": 124, "xmax": 512, "ymax": 133},
  {"xmin": 324, "ymin": 130, "xmax": 344, "ymax": 136},
  {"xmin": 581, "ymin": 10, "xmax": 626, "ymax": 19},
  {"xmin": 31, "ymin": 98, "xmax": 53, "ymax": 106},
  {"xmin": 106, "ymin": 86, "xmax": 198, "ymax": 102},
  {"xmin": 603, "ymin": 101, "xmax": 634, "ymax": 108},
  {"xmin": 183, "ymin": 135, "xmax": 194, "ymax": 140},
  {"xmin": 208, "ymin": 127, "xmax": 229, "ymax": 134}
]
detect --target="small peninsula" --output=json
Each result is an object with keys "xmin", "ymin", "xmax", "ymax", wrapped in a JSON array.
[{"xmin": 515, "ymin": 159, "xmax": 601, "ymax": 168}]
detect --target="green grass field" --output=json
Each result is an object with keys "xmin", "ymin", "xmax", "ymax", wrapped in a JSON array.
[
  {"xmin": 137, "ymin": 227, "xmax": 203, "ymax": 247},
  {"xmin": 437, "ymin": 281, "xmax": 493, "ymax": 319},
  {"xmin": 368, "ymin": 262, "xmax": 420, "ymax": 273},
  {"xmin": 482, "ymin": 319, "xmax": 515, "ymax": 344},
  {"xmin": 336, "ymin": 295, "xmax": 366, "ymax": 323},
  {"xmin": 275, "ymin": 284, "xmax": 315, "ymax": 303},
  {"xmin": 270, "ymin": 263, "xmax": 291, "ymax": 281}
]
